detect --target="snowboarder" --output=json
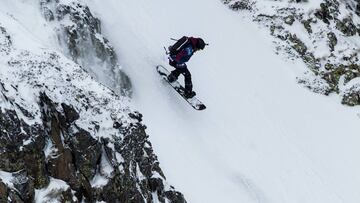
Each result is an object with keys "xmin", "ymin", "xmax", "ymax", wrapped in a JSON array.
[{"xmin": 167, "ymin": 36, "xmax": 206, "ymax": 98}]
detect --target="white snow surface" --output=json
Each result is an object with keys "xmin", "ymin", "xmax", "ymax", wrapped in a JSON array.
[
  {"xmin": 0, "ymin": 171, "xmax": 14, "ymax": 189},
  {"xmin": 87, "ymin": 0, "xmax": 360, "ymax": 203},
  {"xmin": 35, "ymin": 178, "xmax": 71, "ymax": 203}
]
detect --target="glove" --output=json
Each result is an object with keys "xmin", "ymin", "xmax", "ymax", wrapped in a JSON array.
[{"xmin": 169, "ymin": 60, "xmax": 176, "ymax": 67}]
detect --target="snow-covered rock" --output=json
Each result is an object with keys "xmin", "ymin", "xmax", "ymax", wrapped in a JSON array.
[
  {"xmin": 40, "ymin": 0, "xmax": 132, "ymax": 97},
  {"xmin": 223, "ymin": 0, "xmax": 360, "ymax": 105},
  {"xmin": 0, "ymin": 1, "xmax": 185, "ymax": 202}
]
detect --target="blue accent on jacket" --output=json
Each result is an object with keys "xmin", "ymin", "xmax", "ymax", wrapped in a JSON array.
[{"xmin": 170, "ymin": 44, "xmax": 194, "ymax": 64}]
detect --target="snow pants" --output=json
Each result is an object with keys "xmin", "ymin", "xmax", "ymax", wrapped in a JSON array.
[{"xmin": 168, "ymin": 62, "xmax": 193, "ymax": 92}]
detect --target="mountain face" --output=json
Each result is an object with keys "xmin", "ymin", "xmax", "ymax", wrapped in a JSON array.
[
  {"xmin": 1, "ymin": 0, "xmax": 360, "ymax": 202},
  {"xmin": 0, "ymin": 0, "xmax": 185, "ymax": 202},
  {"xmin": 223, "ymin": 0, "xmax": 360, "ymax": 105}
]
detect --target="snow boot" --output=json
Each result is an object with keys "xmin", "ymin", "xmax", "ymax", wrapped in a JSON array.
[
  {"xmin": 167, "ymin": 73, "xmax": 177, "ymax": 83},
  {"xmin": 184, "ymin": 90, "xmax": 196, "ymax": 98}
]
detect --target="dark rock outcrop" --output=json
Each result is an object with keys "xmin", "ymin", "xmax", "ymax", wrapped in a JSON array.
[
  {"xmin": 0, "ymin": 92, "xmax": 186, "ymax": 202},
  {"xmin": 222, "ymin": 0, "xmax": 254, "ymax": 11},
  {"xmin": 0, "ymin": 26, "xmax": 11, "ymax": 55}
]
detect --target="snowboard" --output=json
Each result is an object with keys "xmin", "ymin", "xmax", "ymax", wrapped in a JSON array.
[{"xmin": 156, "ymin": 65, "xmax": 206, "ymax": 110}]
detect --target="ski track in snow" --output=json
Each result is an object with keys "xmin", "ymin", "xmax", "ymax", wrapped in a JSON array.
[{"xmin": 86, "ymin": 0, "xmax": 360, "ymax": 202}]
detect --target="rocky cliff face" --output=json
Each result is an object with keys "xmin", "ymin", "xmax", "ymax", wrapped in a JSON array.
[
  {"xmin": 0, "ymin": 1, "xmax": 185, "ymax": 202},
  {"xmin": 40, "ymin": 0, "xmax": 131, "ymax": 97},
  {"xmin": 223, "ymin": 0, "xmax": 360, "ymax": 106}
]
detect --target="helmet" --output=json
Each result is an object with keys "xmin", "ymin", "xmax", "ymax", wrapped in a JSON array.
[{"xmin": 196, "ymin": 38, "xmax": 206, "ymax": 50}]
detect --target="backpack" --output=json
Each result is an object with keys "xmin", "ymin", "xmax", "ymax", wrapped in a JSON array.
[{"xmin": 169, "ymin": 36, "xmax": 190, "ymax": 55}]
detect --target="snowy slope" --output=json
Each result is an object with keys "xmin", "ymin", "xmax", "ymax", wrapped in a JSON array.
[{"xmin": 88, "ymin": 0, "xmax": 360, "ymax": 203}]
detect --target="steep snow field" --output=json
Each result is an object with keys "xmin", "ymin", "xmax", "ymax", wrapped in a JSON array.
[{"xmin": 87, "ymin": 0, "xmax": 360, "ymax": 202}]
